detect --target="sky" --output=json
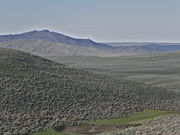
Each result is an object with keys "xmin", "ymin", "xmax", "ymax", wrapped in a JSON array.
[{"xmin": 0, "ymin": 0, "xmax": 180, "ymax": 42}]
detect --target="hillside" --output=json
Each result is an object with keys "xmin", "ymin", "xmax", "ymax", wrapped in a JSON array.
[
  {"xmin": 0, "ymin": 48, "xmax": 180, "ymax": 135},
  {"xmin": 0, "ymin": 39, "xmax": 120, "ymax": 57},
  {"xmin": 106, "ymin": 114, "xmax": 180, "ymax": 135},
  {"xmin": 49, "ymin": 51, "xmax": 180, "ymax": 92}
]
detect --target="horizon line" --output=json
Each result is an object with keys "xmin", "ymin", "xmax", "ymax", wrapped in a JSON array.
[{"xmin": 1, "ymin": 29, "xmax": 180, "ymax": 44}]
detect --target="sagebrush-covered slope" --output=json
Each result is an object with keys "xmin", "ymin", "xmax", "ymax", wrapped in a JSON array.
[
  {"xmin": 107, "ymin": 115, "xmax": 180, "ymax": 135},
  {"xmin": 0, "ymin": 48, "xmax": 180, "ymax": 135}
]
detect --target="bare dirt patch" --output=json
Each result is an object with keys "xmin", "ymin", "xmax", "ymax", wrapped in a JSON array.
[{"xmin": 63, "ymin": 124, "xmax": 141, "ymax": 134}]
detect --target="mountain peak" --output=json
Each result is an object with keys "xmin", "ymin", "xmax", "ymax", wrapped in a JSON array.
[
  {"xmin": 41, "ymin": 29, "xmax": 50, "ymax": 32},
  {"xmin": 28, "ymin": 29, "xmax": 50, "ymax": 33},
  {"xmin": 0, "ymin": 30, "xmax": 112, "ymax": 49}
]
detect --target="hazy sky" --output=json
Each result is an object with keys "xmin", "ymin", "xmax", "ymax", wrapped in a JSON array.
[{"xmin": 0, "ymin": 0, "xmax": 180, "ymax": 42}]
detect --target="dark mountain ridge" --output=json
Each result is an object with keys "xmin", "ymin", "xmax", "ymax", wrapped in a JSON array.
[{"xmin": 0, "ymin": 30, "xmax": 113, "ymax": 49}]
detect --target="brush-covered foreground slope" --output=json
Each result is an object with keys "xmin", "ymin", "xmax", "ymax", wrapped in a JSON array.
[{"xmin": 0, "ymin": 48, "xmax": 180, "ymax": 135}]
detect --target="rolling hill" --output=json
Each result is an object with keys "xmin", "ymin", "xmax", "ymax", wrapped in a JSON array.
[
  {"xmin": 1, "ymin": 48, "xmax": 180, "ymax": 135},
  {"xmin": 107, "ymin": 42, "xmax": 180, "ymax": 53},
  {"xmin": 0, "ymin": 39, "xmax": 118, "ymax": 57},
  {"xmin": 48, "ymin": 51, "xmax": 180, "ymax": 92}
]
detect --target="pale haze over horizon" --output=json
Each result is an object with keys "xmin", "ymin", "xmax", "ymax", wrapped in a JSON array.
[{"xmin": 0, "ymin": 0, "xmax": 180, "ymax": 42}]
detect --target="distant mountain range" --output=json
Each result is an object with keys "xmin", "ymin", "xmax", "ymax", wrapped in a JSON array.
[
  {"xmin": 0, "ymin": 30, "xmax": 112, "ymax": 49},
  {"xmin": 0, "ymin": 30, "xmax": 180, "ymax": 57}
]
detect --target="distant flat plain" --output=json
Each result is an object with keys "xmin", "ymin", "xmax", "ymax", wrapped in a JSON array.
[{"xmin": 48, "ymin": 51, "xmax": 180, "ymax": 92}]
